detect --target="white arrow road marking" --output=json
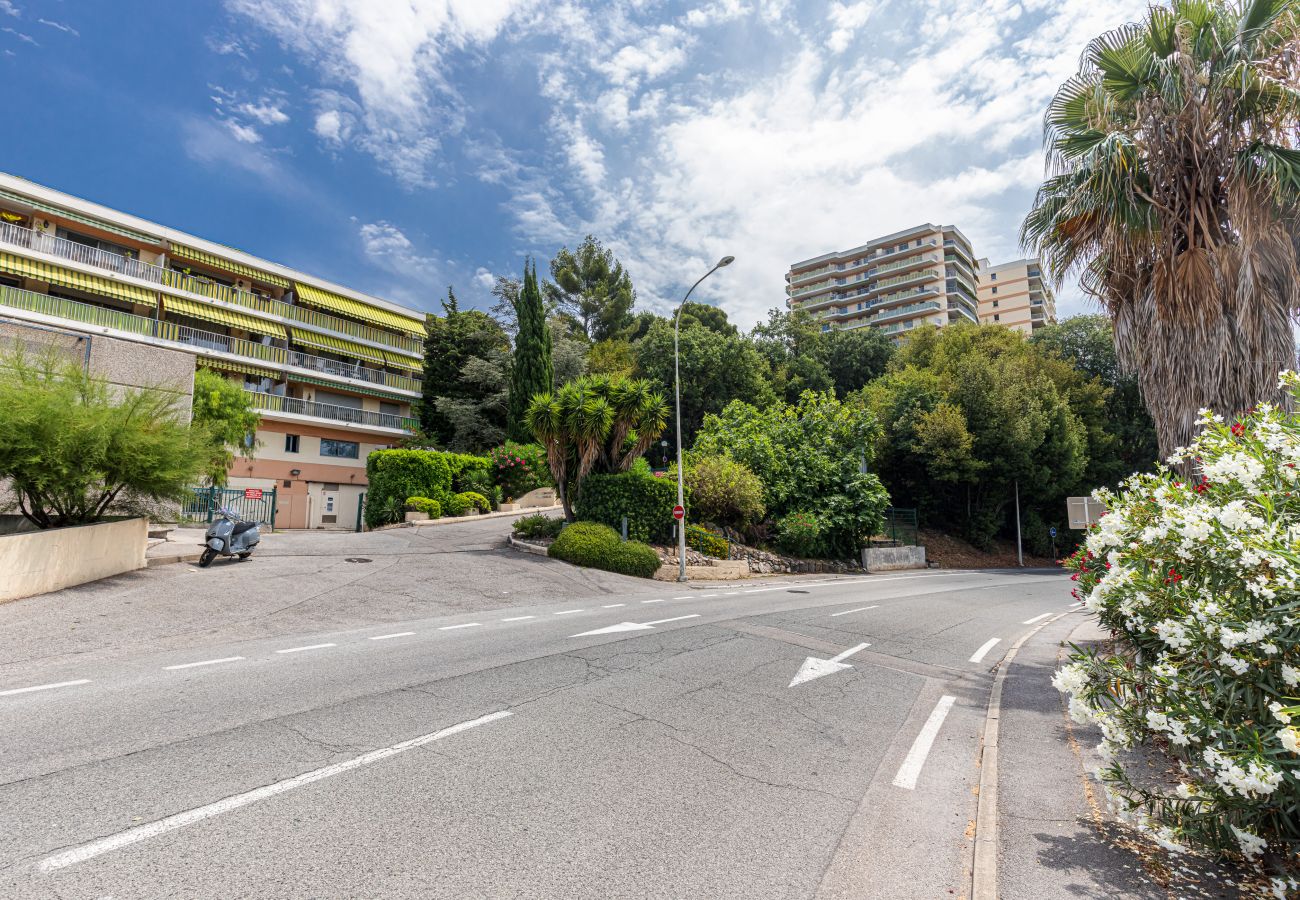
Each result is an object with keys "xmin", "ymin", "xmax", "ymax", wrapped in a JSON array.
[
  {"xmin": 571, "ymin": 614, "xmax": 700, "ymax": 637},
  {"xmin": 969, "ymin": 638, "xmax": 1001, "ymax": 664},
  {"xmin": 892, "ymin": 695, "xmax": 956, "ymax": 789},
  {"xmin": 788, "ymin": 642, "xmax": 871, "ymax": 687},
  {"xmin": 0, "ymin": 679, "xmax": 91, "ymax": 697},
  {"xmin": 829, "ymin": 605, "xmax": 879, "ymax": 617},
  {"xmin": 38, "ymin": 711, "xmax": 512, "ymax": 872},
  {"xmin": 1022, "ymin": 613, "xmax": 1051, "ymax": 625}
]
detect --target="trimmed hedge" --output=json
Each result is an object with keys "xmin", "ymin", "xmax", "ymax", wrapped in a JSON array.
[
  {"xmin": 575, "ymin": 472, "xmax": 682, "ymax": 544},
  {"xmin": 548, "ymin": 522, "xmax": 662, "ymax": 579},
  {"xmin": 366, "ymin": 450, "xmax": 451, "ymax": 528},
  {"xmin": 405, "ymin": 496, "xmax": 442, "ymax": 518},
  {"xmin": 458, "ymin": 491, "xmax": 491, "ymax": 513},
  {"xmin": 686, "ymin": 524, "xmax": 729, "ymax": 559},
  {"xmin": 445, "ymin": 452, "xmax": 493, "ymax": 496}
]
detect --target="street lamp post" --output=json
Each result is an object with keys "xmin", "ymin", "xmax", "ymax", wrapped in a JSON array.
[{"xmin": 673, "ymin": 255, "xmax": 735, "ymax": 582}]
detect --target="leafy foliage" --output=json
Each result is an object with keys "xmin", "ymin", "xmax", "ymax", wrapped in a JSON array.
[
  {"xmin": 544, "ymin": 235, "xmax": 636, "ymax": 341},
  {"xmin": 775, "ymin": 511, "xmax": 825, "ymax": 559},
  {"xmin": 575, "ymin": 472, "xmax": 680, "ymax": 544},
  {"xmin": 508, "ymin": 260, "xmax": 554, "ymax": 441},
  {"xmin": 682, "ymin": 454, "xmax": 764, "ymax": 529},
  {"xmin": 512, "ymin": 513, "xmax": 565, "ymax": 540},
  {"xmin": 191, "ymin": 368, "xmax": 261, "ymax": 487},
  {"xmin": 548, "ymin": 521, "xmax": 663, "ymax": 579},
  {"xmin": 405, "ymin": 496, "xmax": 442, "ymax": 518},
  {"xmin": 421, "ymin": 288, "xmax": 511, "ymax": 451},
  {"xmin": 455, "ymin": 491, "xmax": 491, "ymax": 513},
  {"xmin": 365, "ymin": 449, "xmax": 451, "ymax": 528},
  {"xmin": 489, "ymin": 441, "xmax": 550, "ymax": 499},
  {"xmin": 686, "ymin": 523, "xmax": 729, "ymax": 559}
]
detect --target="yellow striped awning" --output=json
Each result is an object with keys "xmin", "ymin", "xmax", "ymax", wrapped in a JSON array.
[
  {"xmin": 293, "ymin": 331, "xmax": 387, "ymax": 366},
  {"xmin": 294, "ymin": 282, "xmax": 426, "ymax": 337},
  {"xmin": 0, "ymin": 252, "xmax": 157, "ymax": 307},
  {"xmin": 383, "ymin": 352, "xmax": 422, "ymax": 374},
  {"xmin": 169, "ymin": 243, "xmax": 290, "ymax": 288},
  {"xmin": 163, "ymin": 295, "xmax": 287, "ymax": 338},
  {"xmin": 0, "ymin": 188, "xmax": 158, "ymax": 244},
  {"xmin": 199, "ymin": 360, "xmax": 280, "ymax": 380}
]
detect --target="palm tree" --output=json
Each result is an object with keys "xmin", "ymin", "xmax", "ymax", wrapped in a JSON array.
[{"xmin": 1023, "ymin": 0, "xmax": 1300, "ymax": 457}]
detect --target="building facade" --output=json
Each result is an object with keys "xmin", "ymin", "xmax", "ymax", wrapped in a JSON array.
[
  {"xmin": 785, "ymin": 224, "xmax": 980, "ymax": 340},
  {"xmin": 0, "ymin": 173, "xmax": 426, "ymax": 530},
  {"xmin": 975, "ymin": 257, "xmax": 1057, "ymax": 335}
]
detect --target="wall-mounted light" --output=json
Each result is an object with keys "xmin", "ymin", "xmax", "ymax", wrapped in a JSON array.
[{"xmin": 289, "ymin": 469, "xmax": 301, "ymax": 477}]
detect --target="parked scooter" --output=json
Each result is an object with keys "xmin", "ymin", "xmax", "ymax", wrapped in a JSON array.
[{"xmin": 198, "ymin": 507, "xmax": 262, "ymax": 567}]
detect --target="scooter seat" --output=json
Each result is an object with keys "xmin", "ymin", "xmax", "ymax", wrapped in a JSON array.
[{"xmin": 232, "ymin": 522, "xmax": 258, "ymax": 536}]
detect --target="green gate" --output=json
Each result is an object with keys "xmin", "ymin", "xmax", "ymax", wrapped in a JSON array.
[
  {"xmin": 881, "ymin": 507, "xmax": 918, "ymax": 546},
  {"xmin": 182, "ymin": 486, "xmax": 278, "ymax": 529}
]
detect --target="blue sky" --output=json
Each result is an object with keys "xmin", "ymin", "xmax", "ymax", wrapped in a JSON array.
[{"xmin": 0, "ymin": 0, "xmax": 1149, "ymax": 326}]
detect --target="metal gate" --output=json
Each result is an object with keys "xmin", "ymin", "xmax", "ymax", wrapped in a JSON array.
[
  {"xmin": 182, "ymin": 487, "xmax": 278, "ymax": 529},
  {"xmin": 881, "ymin": 507, "xmax": 918, "ymax": 546}
]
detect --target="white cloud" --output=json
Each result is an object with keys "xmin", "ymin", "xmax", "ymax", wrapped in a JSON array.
[
  {"xmin": 0, "ymin": 1, "xmax": 19, "ymax": 19},
  {"xmin": 826, "ymin": 1, "xmax": 877, "ymax": 53},
  {"xmin": 225, "ymin": 120, "xmax": 263, "ymax": 144},
  {"xmin": 3, "ymin": 26, "xmax": 37, "ymax": 46},
  {"xmin": 358, "ymin": 220, "xmax": 441, "ymax": 278},
  {"xmin": 474, "ymin": 267, "xmax": 496, "ymax": 290},
  {"xmin": 37, "ymin": 18, "xmax": 78, "ymax": 37},
  {"xmin": 239, "ymin": 100, "xmax": 289, "ymax": 126}
]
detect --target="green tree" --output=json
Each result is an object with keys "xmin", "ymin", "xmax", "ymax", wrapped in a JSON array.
[
  {"xmin": 0, "ymin": 347, "xmax": 207, "ymax": 529},
  {"xmin": 424, "ymin": 294, "xmax": 513, "ymax": 451},
  {"xmin": 822, "ymin": 327, "xmax": 894, "ymax": 396},
  {"xmin": 678, "ymin": 301, "xmax": 737, "ymax": 336},
  {"xmin": 750, "ymin": 308, "xmax": 832, "ymax": 403},
  {"xmin": 544, "ymin": 235, "xmax": 636, "ymax": 341},
  {"xmin": 419, "ymin": 289, "xmax": 464, "ymax": 444},
  {"xmin": 1022, "ymin": 0, "xmax": 1300, "ymax": 456},
  {"xmin": 549, "ymin": 317, "xmax": 588, "ymax": 388},
  {"xmin": 525, "ymin": 375, "xmax": 669, "ymax": 520},
  {"xmin": 192, "ymin": 368, "xmax": 261, "ymax": 486},
  {"xmin": 586, "ymin": 339, "xmax": 637, "ymax": 378},
  {"xmin": 508, "ymin": 260, "xmax": 554, "ymax": 442}
]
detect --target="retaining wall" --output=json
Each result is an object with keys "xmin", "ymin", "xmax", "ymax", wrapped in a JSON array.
[{"xmin": 0, "ymin": 517, "xmax": 148, "ymax": 602}]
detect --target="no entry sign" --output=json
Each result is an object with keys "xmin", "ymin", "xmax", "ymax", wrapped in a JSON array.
[
  {"xmin": 672, "ymin": 505, "xmax": 685, "ymax": 521},
  {"xmin": 244, "ymin": 488, "xmax": 264, "ymax": 500}
]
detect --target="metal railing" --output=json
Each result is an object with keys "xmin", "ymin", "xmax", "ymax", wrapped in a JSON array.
[
  {"xmin": 244, "ymin": 389, "xmax": 416, "ymax": 432},
  {"xmin": 869, "ymin": 254, "xmax": 938, "ymax": 277},
  {"xmin": 0, "ymin": 284, "xmax": 421, "ymax": 393},
  {"xmin": 0, "ymin": 220, "xmax": 424, "ymax": 355},
  {"xmin": 871, "ymin": 268, "xmax": 940, "ymax": 293},
  {"xmin": 879, "ymin": 507, "xmax": 918, "ymax": 546},
  {"xmin": 872, "ymin": 300, "xmax": 940, "ymax": 324},
  {"xmin": 182, "ymin": 486, "xmax": 278, "ymax": 529}
]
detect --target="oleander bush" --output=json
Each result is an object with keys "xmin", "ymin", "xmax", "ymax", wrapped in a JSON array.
[
  {"xmin": 404, "ymin": 496, "xmax": 442, "ymax": 518},
  {"xmin": 548, "ymin": 521, "xmax": 662, "ymax": 578},
  {"xmin": 686, "ymin": 524, "xmax": 729, "ymax": 559},
  {"xmin": 490, "ymin": 441, "xmax": 550, "ymax": 499},
  {"xmin": 1054, "ymin": 372, "xmax": 1300, "ymax": 861},
  {"xmin": 513, "ymin": 513, "xmax": 564, "ymax": 540}
]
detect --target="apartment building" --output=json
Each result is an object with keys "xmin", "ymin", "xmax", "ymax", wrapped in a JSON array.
[
  {"xmin": 0, "ymin": 173, "xmax": 427, "ymax": 529},
  {"xmin": 975, "ymin": 257, "xmax": 1057, "ymax": 335},
  {"xmin": 785, "ymin": 224, "xmax": 980, "ymax": 340}
]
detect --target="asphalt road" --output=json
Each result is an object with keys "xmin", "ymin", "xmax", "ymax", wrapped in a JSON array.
[{"xmin": 0, "ymin": 517, "xmax": 1075, "ymax": 899}]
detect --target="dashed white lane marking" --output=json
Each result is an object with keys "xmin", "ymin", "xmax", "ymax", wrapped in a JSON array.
[
  {"xmin": 969, "ymin": 638, "xmax": 1001, "ymax": 664},
  {"xmin": 641, "ymin": 599, "xmax": 668, "ymax": 604},
  {"xmin": 369, "ymin": 632, "xmax": 415, "ymax": 641},
  {"xmin": 439, "ymin": 623, "xmax": 481, "ymax": 631},
  {"xmin": 697, "ymin": 593, "xmax": 719, "ymax": 598},
  {"xmin": 38, "ymin": 710, "xmax": 513, "ymax": 872},
  {"xmin": 501, "ymin": 616, "xmax": 536, "ymax": 622},
  {"xmin": 829, "ymin": 605, "xmax": 879, "ymax": 617},
  {"xmin": 0, "ymin": 679, "xmax": 91, "ymax": 697},
  {"xmin": 275, "ymin": 643, "xmax": 337, "ymax": 654},
  {"xmin": 163, "ymin": 657, "xmax": 245, "ymax": 671},
  {"xmin": 1022, "ymin": 613, "xmax": 1051, "ymax": 625},
  {"xmin": 673, "ymin": 595, "xmax": 691, "ymax": 600},
  {"xmin": 892, "ymin": 695, "xmax": 956, "ymax": 790},
  {"xmin": 601, "ymin": 604, "xmax": 625, "ymax": 609},
  {"xmin": 644, "ymin": 614, "xmax": 700, "ymax": 626},
  {"xmin": 723, "ymin": 591, "xmax": 739, "ymax": 596},
  {"xmin": 553, "ymin": 609, "xmax": 584, "ymax": 616}
]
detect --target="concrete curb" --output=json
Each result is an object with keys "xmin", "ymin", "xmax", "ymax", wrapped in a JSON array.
[
  {"xmin": 971, "ymin": 608, "xmax": 1076, "ymax": 900},
  {"xmin": 506, "ymin": 535, "xmax": 551, "ymax": 557},
  {"xmin": 396, "ymin": 505, "xmax": 564, "ymax": 530},
  {"xmin": 146, "ymin": 550, "xmax": 202, "ymax": 567}
]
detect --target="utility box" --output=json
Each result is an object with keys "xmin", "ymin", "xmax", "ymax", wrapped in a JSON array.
[{"xmin": 1067, "ymin": 496, "xmax": 1108, "ymax": 529}]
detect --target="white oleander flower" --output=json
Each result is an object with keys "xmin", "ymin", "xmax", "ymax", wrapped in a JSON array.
[
  {"xmin": 1231, "ymin": 825, "xmax": 1267, "ymax": 858},
  {"xmin": 1271, "ymin": 702, "xmax": 1292, "ymax": 725},
  {"xmin": 1278, "ymin": 728, "xmax": 1299, "ymax": 754}
]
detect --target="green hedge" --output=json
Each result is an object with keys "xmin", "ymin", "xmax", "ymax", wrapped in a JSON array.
[
  {"xmin": 686, "ymin": 524, "xmax": 729, "ymax": 559},
  {"xmin": 445, "ymin": 452, "xmax": 493, "ymax": 496},
  {"xmin": 405, "ymin": 496, "xmax": 442, "ymax": 518},
  {"xmin": 366, "ymin": 450, "xmax": 451, "ymax": 528},
  {"xmin": 513, "ymin": 513, "xmax": 564, "ymax": 540},
  {"xmin": 548, "ymin": 522, "xmax": 662, "ymax": 579},
  {"xmin": 458, "ymin": 491, "xmax": 491, "ymax": 513},
  {"xmin": 575, "ymin": 473, "xmax": 683, "ymax": 544}
]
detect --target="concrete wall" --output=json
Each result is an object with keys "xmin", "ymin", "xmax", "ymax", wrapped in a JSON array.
[
  {"xmin": 0, "ymin": 517, "xmax": 148, "ymax": 602},
  {"xmin": 863, "ymin": 545, "xmax": 927, "ymax": 572}
]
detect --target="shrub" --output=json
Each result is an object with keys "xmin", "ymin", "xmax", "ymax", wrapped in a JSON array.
[
  {"xmin": 1054, "ymin": 373, "xmax": 1300, "ymax": 860},
  {"xmin": 405, "ymin": 496, "xmax": 442, "ymax": 518},
  {"xmin": 513, "ymin": 513, "xmax": 564, "ymax": 540},
  {"xmin": 444, "ymin": 452, "xmax": 493, "ymax": 495},
  {"xmin": 365, "ymin": 450, "xmax": 451, "ymax": 528},
  {"xmin": 684, "ymin": 455, "xmax": 764, "ymax": 529},
  {"xmin": 548, "ymin": 521, "xmax": 662, "ymax": 579},
  {"xmin": 576, "ymin": 472, "xmax": 682, "ymax": 544},
  {"xmin": 444, "ymin": 493, "xmax": 468, "ymax": 516},
  {"xmin": 686, "ymin": 524, "xmax": 729, "ymax": 559},
  {"xmin": 489, "ymin": 441, "xmax": 550, "ymax": 499},
  {"xmin": 457, "ymin": 491, "xmax": 491, "ymax": 513},
  {"xmin": 775, "ymin": 511, "xmax": 825, "ymax": 558}
]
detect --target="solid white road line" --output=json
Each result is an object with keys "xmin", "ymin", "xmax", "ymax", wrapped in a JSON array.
[
  {"xmin": 163, "ymin": 657, "xmax": 245, "ymax": 671},
  {"xmin": 0, "ymin": 679, "xmax": 91, "ymax": 697},
  {"xmin": 641, "ymin": 599, "xmax": 668, "ymax": 604},
  {"xmin": 553, "ymin": 609, "xmax": 584, "ymax": 616},
  {"xmin": 892, "ymin": 695, "xmax": 957, "ymax": 790},
  {"xmin": 969, "ymin": 638, "xmax": 1001, "ymax": 664},
  {"xmin": 369, "ymin": 632, "xmax": 415, "ymax": 641},
  {"xmin": 38, "ymin": 711, "xmax": 513, "ymax": 872},
  {"xmin": 829, "ymin": 605, "xmax": 879, "ymax": 617},
  {"xmin": 501, "ymin": 616, "xmax": 536, "ymax": 622},
  {"xmin": 601, "ymin": 604, "xmax": 625, "ymax": 609},
  {"xmin": 275, "ymin": 643, "xmax": 337, "ymax": 654},
  {"xmin": 439, "ymin": 623, "xmax": 481, "ymax": 631},
  {"xmin": 644, "ymin": 614, "xmax": 700, "ymax": 626},
  {"xmin": 1022, "ymin": 613, "xmax": 1051, "ymax": 625}
]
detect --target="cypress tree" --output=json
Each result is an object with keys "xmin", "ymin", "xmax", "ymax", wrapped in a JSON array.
[{"xmin": 508, "ymin": 260, "xmax": 553, "ymax": 441}]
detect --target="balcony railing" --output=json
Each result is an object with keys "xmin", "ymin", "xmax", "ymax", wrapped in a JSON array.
[
  {"xmin": 871, "ymin": 268, "xmax": 940, "ymax": 293},
  {"xmin": 244, "ymin": 390, "xmax": 416, "ymax": 432},
  {"xmin": 0, "ymin": 220, "xmax": 424, "ymax": 355},
  {"xmin": 872, "ymin": 300, "xmax": 940, "ymax": 324},
  {"xmin": 869, "ymin": 254, "xmax": 938, "ymax": 278},
  {"xmin": 0, "ymin": 284, "xmax": 421, "ymax": 393}
]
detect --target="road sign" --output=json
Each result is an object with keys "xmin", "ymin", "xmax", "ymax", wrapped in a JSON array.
[
  {"xmin": 1067, "ymin": 496, "xmax": 1107, "ymax": 529},
  {"xmin": 672, "ymin": 505, "xmax": 685, "ymax": 521},
  {"xmin": 243, "ymin": 488, "xmax": 264, "ymax": 500},
  {"xmin": 1049, "ymin": 526, "xmax": 1057, "ymax": 538}
]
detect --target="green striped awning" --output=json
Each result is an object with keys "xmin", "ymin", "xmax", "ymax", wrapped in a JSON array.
[
  {"xmin": 295, "ymin": 281, "xmax": 426, "ymax": 337},
  {"xmin": 0, "ymin": 252, "xmax": 157, "ymax": 307},
  {"xmin": 0, "ymin": 187, "xmax": 158, "ymax": 244},
  {"xmin": 199, "ymin": 360, "xmax": 280, "ymax": 380},
  {"xmin": 169, "ymin": 243, "xmax": 290, "ymax": 288},
  {"xmin": 291, "ymin": 375, "xmax": 409, "ymax": 401}
]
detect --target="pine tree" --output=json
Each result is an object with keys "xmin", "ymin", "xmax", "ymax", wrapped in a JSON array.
[{"xmin": 508, "ymin": 260, "xmax": 553, "ymax": 441}]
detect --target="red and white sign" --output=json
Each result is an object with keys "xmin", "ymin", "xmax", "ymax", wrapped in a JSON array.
[
  {"xmin": 243, "ymin": 488, "xmax": 264, "ymax": 500},
  {"xmin": 672, "ymin": 505, "xmax": 685, "ymax": 521}
]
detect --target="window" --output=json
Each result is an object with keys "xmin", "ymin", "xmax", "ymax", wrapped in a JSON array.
[
  {"xmin": 322, "ymin": 482, "xmax": 341, "ymax": 491},
  {"xmin": 56, "ymin": 227, "xmax": 134, "ymax": 259},
  {"xmin": 320, "ymin": 439, "xmax": 359, "ymax": 459},
  {"xmin": 379, "ymin": 401, "xmax": 401, "ymax": 417},
  {"xmin": 991, "ymin": 286, "xmax": 998, "ymax": 294},
  {"xmin": 284, "ymin": 434, "xmax": 300, "ymax": 453},
  {"xmin": 990, "ymin": 272, "xmax": 997, "ymax": 281},
  {"xmin": 283, "ymin": 479, "xmax": 293, "ymax": 488},
  {"xmin": 992, "ymin": 300, "xmax": 999, "ymax": 309},
  {"xmin": 993, "ymin": 314, "xmax": 1001, "ymax": 322}
]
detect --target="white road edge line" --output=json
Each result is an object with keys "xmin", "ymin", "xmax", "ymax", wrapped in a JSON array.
[
  {"xmin": 369, "ymin": 632, "xmax": 415, "ymax": 641},
  {"xmin": 38, "ymin": 711, "xmax": 513, "ymax": 872},
  {"xmin": 163, "ymin": 657, "xmax": 245, "ymax": 671},
  {"xmin": 0, "ymin": 679, "xmax": 91, "ymax": 697},
  {"xmin": 829, "ymin": 605, "xmax": 879, "ymax": 617},
  {"xmin": 969, "ymin": 638, "xmax": 1001, "ymax": 664},
  {"xmin": 501, "ymin": 616, "xmax": 536, "ymax": 622},
  {"xmin": 1022, "ymin": 613, "xmax": 1051, "ymax": 625},
  {"xmin": 891, "ymin": 695, "xmax": 956, "ymax": 790},
  {"xmin": 439, "ymin": 623, "xmax": 481, "ymax": 631},
  {"xmin": 275, "ymin": 643, "xmax": 337, "ymax": 654}
]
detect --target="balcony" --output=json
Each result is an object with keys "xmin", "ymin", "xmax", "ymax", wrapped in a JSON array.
[
  {"xmin": 870, "ymin": 267, "xmax": 940, "ymax": 294},
  {"xmin": 244, "ymin": 390, "xmax": 416, "ymax": 433},
  {"xmin": 872, "ymin": 300, "xmax": 940, "ymax": 325},
  {"xmin": 870, "ymin": 239, "xmax": 938, "ymax": 266},
  {"xmin": 0, "ymin": 220, "xmax": 424, "ymax": 355},
  {"xmin": 0, "ymin": 284, "xmax": 421, "ymax": 394},
  {"xmin": 869, "ymin": 254, "xmax": 938, "ymax": 278}
]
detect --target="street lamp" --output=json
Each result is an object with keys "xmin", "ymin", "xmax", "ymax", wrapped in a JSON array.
[{"xmin": 673, "ymin": 254, "xmax": 735, "ymax": 582}]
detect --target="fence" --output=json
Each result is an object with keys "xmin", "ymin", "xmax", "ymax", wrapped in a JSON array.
[
  {"xmin": 181, "ymin": 486, "xmax": 278, "ymax": 529},
  {"xmin": 879, "ymin": 507, "xmax": 918, "ymax": 546}
]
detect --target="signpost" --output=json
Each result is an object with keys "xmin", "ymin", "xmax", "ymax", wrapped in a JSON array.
[{"xmin": 672, "ymin": 505, "xmax": 685, "ymax": 521}]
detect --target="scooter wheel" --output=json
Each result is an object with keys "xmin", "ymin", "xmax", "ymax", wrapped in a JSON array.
[
  {"xmin": 198, "ymin": 548, "xmax": 217, "ymax": 568},
  {"xmin": 237, "ymin": 552, "xmax": 251, "ymax": 560}
]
